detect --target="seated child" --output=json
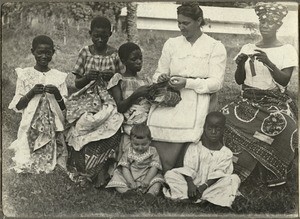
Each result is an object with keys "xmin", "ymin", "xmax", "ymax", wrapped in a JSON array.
[
  {"xmin": 8, "ymin": 35, "xmax": 68, "ymax": 173},
  {"xmin": 163, "ymin": 112, "xmax": 241, "ymax": 207},
  {"xmin": 65, "ymin": 16, "xmax": 124, "ymax": 187},
  {"xmin": 106, "ymin": 124, "xmax": 164, "ymax": 198},
  {"xmin": 108, "ymin": 42, "xmax": 152, "ymax": 156}
]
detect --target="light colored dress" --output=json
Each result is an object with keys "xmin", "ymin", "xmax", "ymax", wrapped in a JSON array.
[
  {"xmin": 147, "ymin": 34, "xmax": 227, "ymax": 143},
  {"xmin": 8, "ymin": 67, "xmax": 68, "ymax": 173},
  {"xmin": 106, "ymin": 146, "xmax": 164, "ymax": 191},
  {"xmin": 163, "ymin": 141, "xmax": 241, "ymax": 207},
  {"xmin": 107, "ymin": 73, "xmax": 152, "ymax": 135}
]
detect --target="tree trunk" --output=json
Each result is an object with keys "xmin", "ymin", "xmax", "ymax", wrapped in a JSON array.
[{"xmin": 126, "ymin": 2, "xmax": 139, "ymax": 44}]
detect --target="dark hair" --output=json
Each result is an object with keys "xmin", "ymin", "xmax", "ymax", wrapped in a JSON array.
[
  {"xmin": 205, "ymin": 111, "xmax": 226, "ymax": 126},
  {"xmin": 130, "ymin": 124, "xmax": 152, "ymax": 140},
  {"xmin": 90, "ymin": 16, "xmax": 111, "ymax": 31},
  {"xmin": 177, "ymin": 2, "xmax": 205, "ymax": 26},
  {"xmin": 32, "ymin": 35, "xmax": 54, "ymax": 51},
  {"xmin": 118, "ymin": 42, "xmax": 141, "ymax": 61}
]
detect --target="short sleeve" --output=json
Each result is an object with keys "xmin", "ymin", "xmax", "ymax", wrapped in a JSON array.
[
  {"xmin": 282, "ymin": 44, "xmax": 298, "ymax": 69},
  {"xmin": 72, "ymin": 47, "xmax": 88, "ymax": 77},
  {"xmin": 150, "ymin": 147, "xmax": 162, "ymax": 170},
  {"xmin": 8, "ymin": 68, "xmax": 27, "ymax": 113},
  {"xmin": 114, "ymin": 53, "xmax": 125, "ymax": 74},
  {"xmin": 107, "ymin": 73, "xmax": 123, "ymax": 90}
]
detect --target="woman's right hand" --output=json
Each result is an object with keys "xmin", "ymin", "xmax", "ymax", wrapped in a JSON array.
[
  {"xmin": 235, "ymin": 53, "xmax": 249, "ymax": 65},
  {"xmin": 157, "ymin": 74, "xmax": 171, "ymax": 83}
]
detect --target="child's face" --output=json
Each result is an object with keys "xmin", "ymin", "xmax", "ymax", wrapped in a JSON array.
[
  {"xmin": 90, "ymin": 27, "xmax": 111, "ymax": 50},
  {"xmin": 131, "ymin": 136, "xmax": 150, "ymax": 154},
  {"xmin": 203, "ymin": 116, "xmax": 224, "ymax": 143},
  {"xmin": 31, "ymin": 44, "xmax": 54, "ymax": 68},
  {"xmin": 124, "ymin": 49, "xmax": 143, "ymax": 72}
]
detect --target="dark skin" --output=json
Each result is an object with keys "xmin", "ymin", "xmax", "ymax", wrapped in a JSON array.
[
  {"xmin": 110, "ymin": 49, "xmax": 151, "ymax": 113},
  {"xmin": 184, "ymin": 115, "xmax": 225, "ymax": 201},
  {"xmin": 235, "ymin": 21, "xmax": 294, "ymax": 87},
  {"xmin": 16, "ymin": 44, "xmax": 65, "ymax": 111},
  {"xmin": 75, "ymin": 27, "xmax": 114, "ymax": 89}
]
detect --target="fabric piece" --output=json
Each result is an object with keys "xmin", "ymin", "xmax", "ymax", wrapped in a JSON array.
[
  {"xmin": 148, "ymin": 34, "xmax": 226, "ymax": 143},
  {"xmin": 106, "ymin": 146, "xmax": 164, "ymax": 190},
  {"xmin": 163, "ymin": 141, "xmax": 240, "ymax": 207},
  {"xmin": 147, "ymin": 81, "xmax": 182, "ymax": 107},
  {"xmin": 221, "ymin": 86, "xmax": 298, "ymax": 186}
]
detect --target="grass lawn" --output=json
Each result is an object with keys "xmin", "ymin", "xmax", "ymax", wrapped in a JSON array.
[{"xmin": 2, "ymin": 24, "xmax": 298, "ymax": 218}]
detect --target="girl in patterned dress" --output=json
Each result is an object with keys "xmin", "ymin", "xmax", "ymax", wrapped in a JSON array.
[
  {"xmin": 106, "ymin": 124, "xmax": 164, "ymax": 198},
  {"xmin": 65, "ymin": 16, "xmax": 124, "ymax": 187},
  {"xmin": 108, "ymin": 42, "xmax": 152, "ymax": 158},
  {"xmin": 8, "ymin": 35, "xmax": 68, "ymax": 174}
]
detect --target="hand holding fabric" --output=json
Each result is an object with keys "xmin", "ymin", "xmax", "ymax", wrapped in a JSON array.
[{"xmin": 169, "ymin": 76, "xmax": 186, "ymax": 91}]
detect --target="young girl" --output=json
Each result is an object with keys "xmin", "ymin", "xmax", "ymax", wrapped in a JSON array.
[
  {"xmin": 8, "ymin": 35, "xmax": 68, "ymax": 174},
  {"xmin": 163, "ymin": 112, "xmax": 241, "ymax": 207},
  {"xmin": 65, "ymin": 16, "xmax": 124, "ymax": 187},
  {"xmin": 106, "ymin": 124, "xmax": 164, "ymax": 198},
  {"xmin": 108, "ymin": 42, "xmax": 152, "ymax": 156}
]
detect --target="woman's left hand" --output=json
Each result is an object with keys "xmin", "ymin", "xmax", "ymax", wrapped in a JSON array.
[
  {"xmin": 44, "ymin": 84, "xmax": 61, "ymax": 99},
  {"xmin": 253, "ymin": 49, "xmax": 272, "ymax": 66},
  {"xmin": 169, "ymin": 76, "xmax": 186, "ymax": 90}
]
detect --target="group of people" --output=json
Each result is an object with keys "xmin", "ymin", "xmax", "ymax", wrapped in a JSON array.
[{"xmin": 8, "ymin": 2, "xmax": 298, "ymax": 208}]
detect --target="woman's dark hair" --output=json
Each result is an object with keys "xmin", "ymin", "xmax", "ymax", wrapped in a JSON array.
[
  {"xmin": 90, "ymin": 16, "xmax": 111, "ymax": 31},
  {"xmin": 118, "ymin": 42, "xmax": 141, "ymax": 61},
  {"xmin": 32, "ymin": 35, "xmax": 54, "ymax": 51},
  {"xmin": 177, "ymin": 2, "xmax": 205, "ymax": 26}
]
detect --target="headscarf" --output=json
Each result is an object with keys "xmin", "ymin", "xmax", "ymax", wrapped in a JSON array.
[{"xmin": 255, "ymin": 2, "xmax": 288, "ymax": 27}]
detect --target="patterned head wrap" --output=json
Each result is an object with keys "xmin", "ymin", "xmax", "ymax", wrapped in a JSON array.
[{"xmin": 255, "ymin": 2, "xmax": 288, "ymax": 27}]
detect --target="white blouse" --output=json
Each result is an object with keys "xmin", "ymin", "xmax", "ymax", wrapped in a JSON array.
[{"xmin": 234, "ymin": 43, "xmax": 298, "ymax": 90}]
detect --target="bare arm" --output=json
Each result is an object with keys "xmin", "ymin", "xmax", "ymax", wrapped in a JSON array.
[{"xmin": 110, "ymin": 82, "xmax": 150, "ymax": 113}]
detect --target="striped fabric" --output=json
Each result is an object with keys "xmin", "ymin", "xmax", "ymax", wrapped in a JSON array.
[{"xmin": 73, "ymin": 45, "xmax": 124, "ymax": 77}]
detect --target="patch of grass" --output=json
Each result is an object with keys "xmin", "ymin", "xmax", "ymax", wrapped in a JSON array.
[{"xmin": 2, "ymin": 25, "xmax": 298, "ymax": 217}]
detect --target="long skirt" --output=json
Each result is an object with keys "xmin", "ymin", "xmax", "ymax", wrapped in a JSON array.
[
  {"xmin": 221, "ymin": 85, "xmax": 298, "ymax": 187},
  {"xmin": 67, "ymin": 129, "xmax": 121, "ymax": 185}
]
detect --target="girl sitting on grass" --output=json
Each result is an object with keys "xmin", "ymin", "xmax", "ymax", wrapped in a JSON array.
[
  {"xmin": 163, "ymin": 112, "xmax": 241, "ymax": 208},
  {"xmin": 8, "ymin": 35, "xmax": 68, "ymax": 174},
  {"xmin": 108, "ymin": 42, "xmax": 152, "ymax": 158},
  {"xmin": 106, "ymin": 124, "xmax": 164, "ymax": 200},
  {"xmin": 65, "ymin": 16, "xmax": 124, "ymax": 188}
]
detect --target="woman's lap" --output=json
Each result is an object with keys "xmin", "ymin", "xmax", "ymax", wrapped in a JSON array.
[{"xmin": 222, "ymin": 87, "xmax": 297, "ymax": 185}]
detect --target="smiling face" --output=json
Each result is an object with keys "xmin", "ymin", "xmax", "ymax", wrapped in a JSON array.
[
  {"xmin": 90, "ymin": 27, "xmax": 111, "ymax": 51},
  {"xmin": 123, "ymin": 49, "xmax": 143, "ymax": 72},
  {"xmin": 203, "ymin": 116, "xmax": 225, "ymax": 143},
  {"xmin": 131, "ymin": 136, "xmax": 151, "ymax": 154},
  {"xmin": 177, "ymin": 14, "xmax": 201, "ymax": 41},
  {"xmin": 31, "ymin": 44, "xmax": 54, "ymax": 69}
]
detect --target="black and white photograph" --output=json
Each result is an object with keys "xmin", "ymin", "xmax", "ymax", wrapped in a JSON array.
[{"xmin": 2, "ymin": 1, "xmax": 298, "ymax": 218}]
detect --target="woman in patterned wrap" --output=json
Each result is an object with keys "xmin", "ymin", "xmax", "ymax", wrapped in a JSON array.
[{"xmin": 221, "ymin": 2, "xmax": 298, "ymax": 187}]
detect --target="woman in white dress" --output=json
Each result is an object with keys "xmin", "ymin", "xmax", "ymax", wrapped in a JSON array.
[{"xmin": 147, "ymin": 2, "xmax": 227, "ymax": 172}]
